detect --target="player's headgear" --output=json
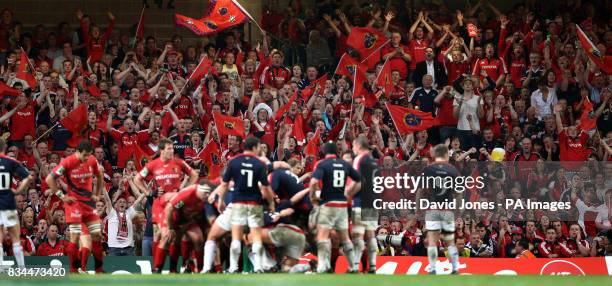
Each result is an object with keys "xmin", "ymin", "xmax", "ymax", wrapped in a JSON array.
[
  {"xmin": 76, "ymin": 140, "xmax": 94, "ymax": 153},
  {"xmin": 322, "ymin": 141, "xmax": 337, "ymax": 155},
  {"xmin": 244, "ymin": 137, "xmax": 260, "ymax": 151}
]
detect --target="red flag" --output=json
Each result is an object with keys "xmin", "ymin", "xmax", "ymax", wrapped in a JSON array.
[
  {"xmin": 376, "ymin": 58, "xmax": 394, "ymax": 92},
  {"xmin": 347, "ymin": 27, "xmax": 388, "ymax": 58},
  {"xmin": 135, "ymin": 5, "xmax": 146, "ymax": 42},
  {"xmin": 60, "ymin": 104, "xmax": 88, "ymax": 134},
  {"xmin": 578, "ymin": 99, "xmax": 597, "ymax": 131},
  {"xmin": 363, "ymin": 90, "xmax": 383, "ymax": 108},
  {"xmin": 134, "ymin": 145, "xmax": 152, "ymax": 171},
  {"xmin": 326, "ymin": 119, "xmax": 346, "ymax": 141},
  {"xmin": 576, "ymin": 24, "xmax": 612, "ymax": 74},
  {"xmin": 17, "ymin": 49, "xmax": 37, "ymax": 88},
  {"xmin": 352, "ymin": 64, "xmax": 369, "ymax": 98},
  {"xmin": 334, "ymin": 53, "xmax": 359, "ymax": 78},
  {"xmin": 274, "ymin": 91, "xmax": 298, "ymax": 121},
  {"xmin": 175, "ymin": 0, "xmax": 249, "ymax": 35},
  {"xmin": 87, "ymin": 84, "xmax": 101, "ymax": 97},
  {"xmin": 0, "ymin": 81, "xmax": 21, "ymax": 97},
  {"xmin": 385, "ymin": 103, "xmax": 435, "ymax": 135},
  {"xmin": 293, "ymin": 114, "xmax": 306, "ymax": 145},
  {"xmin": 198, "ymin": 140, "xmax": 224, "ymax": 179},
  {"xmin": 187, "ymin": 56, "xmax": 212, "ymax": 83},
  {"xmin": 213, "ymin": 111, "xmax": 246, "ymax": 138},
  {"xmin": 301, "ymin": 74, "xmax": 328, "ymax": 101},
  {"xmin": 304, "ymin": 128, "xmax": 321, "ymax": 156}
]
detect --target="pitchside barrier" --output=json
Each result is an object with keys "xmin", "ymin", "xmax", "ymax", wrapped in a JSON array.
[{"xmin": 1, "ymin": 256, "xmax": 612, "ymax": 275}]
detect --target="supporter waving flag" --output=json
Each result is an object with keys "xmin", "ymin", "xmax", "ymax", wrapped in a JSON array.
[
  {"xmin": 347, "ymin": 27, "xmax": 388, "ymax": 59},
  {"xmin": 213, "ymin": 111, "xmax": 246, "ymax": 138},
  {"xmin": 334, "ymin": 53, "xmax": 359, "ymax": 78},
  {"xmin": 385, "ymin": 103, "xmax": 435, "ymax": 135},
  {"xmin": 60, "ymin": 104, "xmax": 88, "ymax": 134},
  {"xmin": 576, "ymin": 24, "xmax": 612, "ymax": 74},
  {"xmin": 301, "ymin": 74, "xmax": 328, "ymax": 101},
  {"xmin": 16, "ymin": 49, "xmax": 36, "ymax": 89},
  {"xmin": 175, "ymin": 0, "xmax": 258, "ymax": 35},
  {"xmin": 198, "ymin": 140, "xmax": 224, "ymax": 179}
]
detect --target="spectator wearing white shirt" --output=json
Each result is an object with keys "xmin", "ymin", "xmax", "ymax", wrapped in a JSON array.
[
  {"xmin": 530, "ymin": 78, "xmax": 558, "ymax": 119},
  {"xmin": 102, "ymin": 186, "xmax": 146, "ymax": 256}
]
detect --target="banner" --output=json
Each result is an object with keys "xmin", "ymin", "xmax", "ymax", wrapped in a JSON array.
[{"xmin": 334, "ymin": 256, "xmax": 612, "ymax": 275}]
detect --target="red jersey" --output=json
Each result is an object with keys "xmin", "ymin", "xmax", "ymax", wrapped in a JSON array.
[
  {"xmin": 52, "ymin": 154, "xmax": 101, "ymax": 206},
  {"xmin": 169, "ymin": 185, "xmax": 207, "ymax": 224},
  {"xmin": 472, "ymin": 57, "xmax": 508, "ymax": 82},
  {"xmin": 109, "ymin": 129, "xmax": 150, "ymax": 168},
  {"xmin": 173, "ymin": 95, "xmax": 194, "ymax": 119},
  {"xmin": 381, "ymin": 44, "xmax": 410, "ymax": 79},
  {"xmin": 80, "ymin": 19, "xmax": 114, "ymax": 63},
  {"xmin": 508, "ymin": 59, "xmax": 527, "ymax": 88},
  {"xmin": 138, "ymin": 157, "xmax": 193, "ymax": 194},
  {"xmin": 564, "ymin": 239, "xmax": 589, "ymax": 256},
  {"xmin": 558, "ymin": 130, "xmax": 590, "ymax": 161},
  {"xmin": 10, "ymin": 100, "xmax": 37, "ymax": 141},
  {"xmin": 259, "ymin": 119, "xmax": 276, "ymax": 150},
  {"xmin": 445, "ymin": 59, "xmax": 471, "ymax": 84},
  {"xmin": 538, "ymin": 240, "xmax": 573, "ymax": 258},
  {"xmin": 36, "ymin": 239, "xmax": 67, "ymax": 256},
  {"xmin": 263, "ymin": 66, "xmax": 291, "ymax": 89},
  {"xmin": 408, "ymin": 39, "xmax": 429, "ymax": 70},
  {"xmin": 435, "ymin": 96, "xmax": 458, "ymax": 127}
]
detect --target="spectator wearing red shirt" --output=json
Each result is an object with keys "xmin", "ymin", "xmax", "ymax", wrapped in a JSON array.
[
  {"xmin": 538, "ymin": 227, "xmax": 573, "ymax": 258},
  {"xmin": 382, "ymin": 32, "xmax": 411, "ymax": 80},
  {"xmin": 262, "ymin": 51, "xmax": 291, "ymax": 90},
  {"xmin": 107, "ymin": 111, "xmax": 154, "ymax": 169},
  {"xmin": 407, "ymin": 11, "xmax": 434, "ymax": 71},
  {"xmin": 77, "ymin": 10, "xmax": 115, "ymax": 63},
  {"xmin": 554, "ymin": 104, "xmax": 592, "ymax": 163},
  {"xmin": 435, "ymin": 86, "xmax": 459, "ymax": 142},
  {"xmin": 36, "ymin": 224, "xmax": 67, "ymax": 256},
  {"xmin": 472, "ymin": 43, "xmax": 508, "ymax": 88},
  {"xmin": 443, "ymin": 38, "xmax": 472, "ymax": 84}
]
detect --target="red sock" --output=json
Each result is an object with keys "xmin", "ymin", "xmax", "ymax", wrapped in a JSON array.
[
  {"xmin": 153, "ymin": 247, "xmax": 167, "ymax": 273},
  {"xmin": 194, "ymin": 249, "xmax": 204, "ymax": 272},
  {"xmin": 66, "ymin": 242, "xmax": 78, "ymax": 273},
  {"xmin": 92, "ymin": 241, "xmax": 104, "ymax": 273},
  {"xmin": 80, "ymin": 247, "xmax": 91, "ymax": 272},
  {"xmin": 169, "ymin": 244, "xmax": 180, "ymax": 273}
]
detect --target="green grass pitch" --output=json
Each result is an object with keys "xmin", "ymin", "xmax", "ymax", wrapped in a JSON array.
[{"xmin": 1, "ymin": 274, "xmax": 610, "ymax": 286}]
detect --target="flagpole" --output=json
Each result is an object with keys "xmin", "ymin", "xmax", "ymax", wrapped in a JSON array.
[
  {"xmin": 231, "ymin": 0, "xmax": 265, "ymax": 34},
  {"xmin": 375, "ymin": 56, "xmax": 390, "ymax": 83},
  {"xmin": 360, "ymin": 39, "xmax": 390, "ymax": 65},
  {"xmin": 133, "ymin": 4, "xmax": 146, "ymax": 48},
  {"xmin": 33, "ymin": 122, "xmax": 59, "ymax": 144}
]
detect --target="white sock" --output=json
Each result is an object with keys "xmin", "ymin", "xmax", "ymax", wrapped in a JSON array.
[
  {"xmin": 0, "ymin": 244, "xmax": 4, "ymax": 270},
  {"xmin": 342, "ymin": 241, "xmax": 356, "ymax": 271},
  {"xmin": 316, "ymin": 240, "xmax": 331, "ymax": 273},
  {"xmin": 427, "ymin": 246, "xmax": 438, "ymax": 272},
  {"xmin": 447, "ymin": 245, "xmax": 459, "ymax": 271},
  {"xmin": 367, "ymin": 237, "xmax": 377, "ymax": 270},
  {"xmin": 203, "ymin": 240, "xmax": 216, "ymax": 272},
  {"xmin": 352, "ymin": 239, "xmax": 365, "ymax": 270},
  {"xmin": 229, "ymin": 240, "xmax": 241, "ymax": 272},
  {"xmin": 13, "ymin": 242, "xmax": 24, "ymax": 268},
  {"xmin": 251, "ymin": 242, "xmax": 263, "ymax": 272}
]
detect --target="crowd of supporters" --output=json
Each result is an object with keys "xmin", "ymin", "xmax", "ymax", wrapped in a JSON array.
[{"xmin": 0, "ymin": 0, "xmax": 611, "ymax": 268}]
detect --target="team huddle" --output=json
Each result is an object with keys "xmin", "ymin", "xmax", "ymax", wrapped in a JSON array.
[{"xmin": 0, "ymin": 134, "xmax": 465, "ymax": 274}]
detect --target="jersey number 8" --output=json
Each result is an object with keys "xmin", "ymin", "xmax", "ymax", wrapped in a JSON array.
[{"xmin": 332, "ymin": 170, "xmax": 345, "ymax": 188}]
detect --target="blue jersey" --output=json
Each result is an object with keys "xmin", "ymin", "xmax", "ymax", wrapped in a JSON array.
[
  {"xmin": 422, "ymin": 162, "xmax": 460, "ymax": 203},
  {"xmin": 312, "ymin": 155, "xmax": 360, "ymax": 204},
  {"xmin": 0, "ymin": 155, "xmax": 30, "ymax": 210},
  {"xmin": 352, "ymin": 153, "xmax": 378, "ymax": 208},
  {"xmin": 222, "ymin": 153, "xmax": 269, "ymax": 203},
  {"xmin": 269, "ymin": 169, "xmax": 304, "ymax": 200}
]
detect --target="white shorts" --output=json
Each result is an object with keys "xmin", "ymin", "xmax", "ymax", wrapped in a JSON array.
[
  {"xmin": 231, "ymin": 203, "xmax": 263, "ymax": 228},
  {"xmin": 268, "ymin": 224, "xmax": 306, "ymax": 259},
  {"xmin": 317, "ymin": 202, "xmax": 349, "ymax": 230},
  {"xmin": 351, "ymin": 207, "xmax": 378, "ymax": 234},
  {"xmin": 0, "ymin": 210, "xmax": 19, "ymax": 228},
  {"xmin": 425, "ymin": 210, "xmax": 455, "ymax": 233},
  {"xmin": 215, "ymin": 204, "xmax": 232, "ymax": 231}
]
